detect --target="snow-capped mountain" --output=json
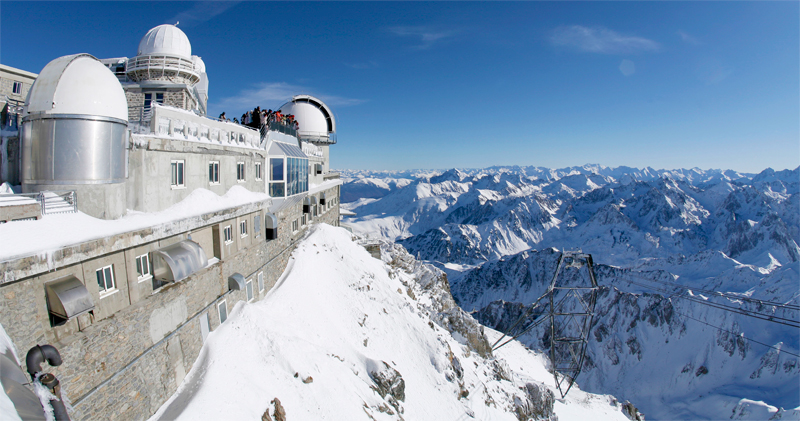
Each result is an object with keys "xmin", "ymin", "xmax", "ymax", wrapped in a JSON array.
[{"xmin": 340, "ymin": 165, "xmax": 800, "ymax": 420}]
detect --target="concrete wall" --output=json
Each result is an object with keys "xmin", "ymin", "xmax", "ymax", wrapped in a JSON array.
[
  {"xmin": 0, "ymin": 191, "xmax": 329, "ymax": 420},
  {"xmin": 127, "ymin": 135, "xmax": 266, "ymax": 215}
]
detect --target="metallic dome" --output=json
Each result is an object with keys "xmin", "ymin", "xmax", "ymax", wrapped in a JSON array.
[{"xmin": 137, "ymin": 24, "xmax": 192, "ymax": 59}]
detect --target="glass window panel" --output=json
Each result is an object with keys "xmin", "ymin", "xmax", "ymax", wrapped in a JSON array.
[
  {"xmin": 104, "ymin": 267, "xmax": 113, "ymax": 290},
  {"xmin": 97, "ymin": 270, "xmax": 104, "ymax": 291}
]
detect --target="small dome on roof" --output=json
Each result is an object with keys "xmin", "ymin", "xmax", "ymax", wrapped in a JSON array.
[
  {"xmin": 25, "ymin": 54, "xmax": 128, "ymax": 121},
  {"xmin": 138, "ymin": 24, "xmax": 192, "ymax": 59},
  {"xmin": 192, "ymin": 55, "xmax": 206, "ymax": 73},
  {"xmin": 279, "ymin": 95, "xmax": 336, "ymax": 137}
]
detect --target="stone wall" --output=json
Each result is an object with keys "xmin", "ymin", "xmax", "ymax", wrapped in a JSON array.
[{"xmin": 0, "ymin": 182, "xmax": 340, "ymax": 420}]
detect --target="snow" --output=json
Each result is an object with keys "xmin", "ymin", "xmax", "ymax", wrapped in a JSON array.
[
  {"xmin": 0, "ymin": 186, "xmax": 270, "ymax": 262},
  {"xmin": 151, "ymin": 224, "xmax": 633, "ymax": 421},
  {"xmin": 0, "ymin": 323, "xmax": 23, "ymax": 421}
]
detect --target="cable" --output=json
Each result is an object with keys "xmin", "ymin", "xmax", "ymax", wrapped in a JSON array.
[
  {"xmin": 634, "ymin": 273, "xmax": 800, "ymax": 311},
  {"xmin": 623, "ymin": 275, "xmax": 800, "ymax": 328},
  {"xmin": 673, "ymin": 309, "xmax": 800, "ymax": 359},
  {"xmin": 626, "ymin": 277, "xmax": 800, "ymax": 328}
]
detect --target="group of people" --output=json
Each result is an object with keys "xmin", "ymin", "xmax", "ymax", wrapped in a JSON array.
[{"xmin": 218, "ymin": 107, "xmax": 299, "ymax": 131}]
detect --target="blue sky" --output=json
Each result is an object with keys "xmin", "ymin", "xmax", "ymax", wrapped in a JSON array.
[{"xmin": 2, "ymin": 1, "xmax": 798, "ymax": 172}]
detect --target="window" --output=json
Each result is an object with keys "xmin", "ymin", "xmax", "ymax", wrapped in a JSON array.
[
  {"xmin": 96, "ymin": 265, "xmax": 116, "ymax": 295},
  {"xmin": 254, "ymin": 215, "xmax": 261, "ymax": 237},
  {"xmin": 218, "ymin": 300, "xmax": 227, "ymax": 323},
  {"xmin": 12, "ymin": 82, "xmax": 22, "ymax": 95},
  {"xmin": 240, "ymin": 220, "xmax": 248, "ymax": 237},
  {"xmin": 301, "ymin": 214, "xmax": 307, "ymax": 226},
  {"xmin": 209, "ymin": 161, "xmax": 220, "ymax": 184},
  {"xmin": 236, "ymin": 162, "xmax": 245, "ymax": 182},
  {"xmin": 255, "ymin": 162, "xmax": 262, "ymax": 180},
  {"xmin": 269, "ymin": 158, "xmax": 285, "ymax": 197},
  {"xmin": 135, "ymin": 253, "xmax": 151, "ymax": 281},
  {"xmin": 171, "ymin": 160, "xmax": 185, "ymax": 188},
  {"xmin": 312, "ymin": 205, "xmax": 318, "ymax": 218},
  {"xmin": 292, "ymin": 220, "xmax": 299, "ymax": 232},
  {"xmin": 258, "ymin": 272, "xmax": 264, "ymax": 292},
  {"xmin": 285, "ymin": 157, "xmax": 309, "ymax": 196},
  {"xmin": 246, "ymin": 279, "xmax": 254, "ymax": 302},
  {"xmin": 223, "ymin": 225, "xmax": 233, "ymax": 244},
  {"xmin": 144, "ymin": 92, "xmax": 164, "ymax": 110}
]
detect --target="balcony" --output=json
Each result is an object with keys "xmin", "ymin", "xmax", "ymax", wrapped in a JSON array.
[{"xmin": 126, "ymin": 55, "xmax": 200, "ymax": 84}]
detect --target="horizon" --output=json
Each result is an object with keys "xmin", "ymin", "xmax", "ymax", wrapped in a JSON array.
[{"xmin": 2, "ymin": 1, "xmax": 798, "ymax": 173}]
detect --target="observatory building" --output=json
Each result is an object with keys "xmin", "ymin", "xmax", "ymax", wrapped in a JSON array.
[{"xmin": 0, "ymin": 24, "xmax": 341, "ymax": 420}]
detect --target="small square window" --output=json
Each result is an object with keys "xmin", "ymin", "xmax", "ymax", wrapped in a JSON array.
[
  {"xmin": 246, "ymin": 279, "xmax": 253, "ymax": 302},
  {"xmin": 255, "ymin": 162, "xmax": 263, "ymax": 181},
  {"xmin": 171, "ymin": 160, "xmax": 185, "ymax": 188},
  {"xmin": 240, "ymin": 220, "xmax": 248, "ymax": 237},
  {"xmin": 96, "ymin": 264, "xmax": 116, "ymax": 295},
  {"xmin": 218, "ymin": 300, "xmax": 227, "ymax": 323},
  {"xmin": 223, "ymin": 225, "xmax": 233, "ymax": 244},
  {"xmin": 258, "ymin": 272, "xmax": 264, "ymax": 292},
  {"xmin": 135, "ymin": 253, "xmax": 151, "ymax": 281},
  {"xmin": 236, "ymin": 162, "xmax": 246, "ymax": 182},
  {"xmin": 12, "ymin": 82, "xmax": 22, "ymax": 95},
  {"xmin": 209, "ymin": 161, "xmax": 220, "ymax": 184}
]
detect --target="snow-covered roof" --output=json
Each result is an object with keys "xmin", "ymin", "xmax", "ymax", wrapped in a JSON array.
[
  {"xmin": 137, "ymin": 24, "xmax": 192, "ymax": 59},
  {"xmin": 24, "ymin": 54, "xmax": 128, "ymax": 121}
]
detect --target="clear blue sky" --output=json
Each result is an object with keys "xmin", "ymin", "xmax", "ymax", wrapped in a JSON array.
[{"xmin": 2, "ymin": 1, "xmax": 798, "ymax": 172}]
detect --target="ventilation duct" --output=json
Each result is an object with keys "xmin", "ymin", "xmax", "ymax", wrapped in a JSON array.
[
  {"xmin": 45, "ymin": 276, "xmax": 94, "ymax": 320},
  {"xmin": 303, "ymin": 196, "xmax": 317, "ymax": 214},
  {"xmin": 319, "ymin": 192, "xmax": 327, "ymax": 206},
  {"xmin": 265, "ymin": 213, "xmax": 278, "ymax": 240},
  {"xmin": 228, "ymin": 273, "xmax": 245, "ymax": 291},
  {"xmin": 152, "ymin": 240, "xmax": 208, "ymax": 283}
]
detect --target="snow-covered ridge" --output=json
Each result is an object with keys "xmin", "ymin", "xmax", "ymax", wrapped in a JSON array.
[
  {"xmin": 341, "ymin": 164, "xmax": 800, "ymax": 420},
  {"xmin": 149, "ymin": 224, "xmax": 638, "ymax": 421}
]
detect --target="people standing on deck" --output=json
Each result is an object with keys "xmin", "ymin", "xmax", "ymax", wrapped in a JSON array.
[
  {"xmin": 219, "ymin": 112, "xmax": 226, "ymax": 121},
  {"xmin": 252, "ymin": 106, "xmax": 262, "ymax": 129}
]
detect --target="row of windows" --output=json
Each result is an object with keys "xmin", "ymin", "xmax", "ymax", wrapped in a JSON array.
[
  {"xmin": 94, "ymin": 251, "xmax": 153, "ymax": 298},
  {"xmin": 170, "ymin": 160, "xmax": 263, "ymax": 188}
]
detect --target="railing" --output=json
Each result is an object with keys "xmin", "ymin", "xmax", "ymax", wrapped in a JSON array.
[
  {"xmin": 298, "ymin": 131, "xmax": 337, "ymax": 145},
  {"xmin": 126, "ymin": 55, "xmax": 199, "ymax": 79},
  {"xmin": 41, "ymin": 191, "xmax": 78, "ymax": 215},
  {"xmin": 323, "ymin": 171, "xmax": 341, "ymax": 180},
  {"xmin": 0, "ymin": 190, "xmax": 77, "ymax": 216}
]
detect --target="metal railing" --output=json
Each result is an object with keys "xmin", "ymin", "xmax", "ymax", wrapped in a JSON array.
[
  {"xmin": 126, "ymin": 55, "xmax": 199, "ymax": 79},
  {"xmin": 0, "ymin": 191, "xmax": 77, "ymax": 216},
  {"xmin": 41, "ymin": 191, "xmax": 78, "ymax": 215}
]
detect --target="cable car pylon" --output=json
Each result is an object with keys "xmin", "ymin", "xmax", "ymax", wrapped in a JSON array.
[{"xmin": 491, "ymin": 250, "xmax": 599, "ymax": 399}]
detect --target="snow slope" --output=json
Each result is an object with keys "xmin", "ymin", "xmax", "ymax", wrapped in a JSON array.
[{"xmin": 151, "ymin": 224, "xmax": 637, "ymax": 421}]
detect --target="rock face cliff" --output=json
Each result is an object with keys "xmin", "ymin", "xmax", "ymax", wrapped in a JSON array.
[{"xmin": 341, "ymin": 165, "xmax": 800, "ymax": 420}]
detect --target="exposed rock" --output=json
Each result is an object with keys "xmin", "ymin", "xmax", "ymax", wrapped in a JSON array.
[
  {"xmin": 621, "ymin": 400, "xmax": 645, "ymax": 421},
  {"xmin": 270, "ymin": 398, "xmax": 286, "ymax": 421},
  {"xmin": 513, "ymin": 382, "xmax": 557, "ymax": 421},
  {"xmin": 369, "ymin": 361, "xmax": 405, "ymax": 403}
]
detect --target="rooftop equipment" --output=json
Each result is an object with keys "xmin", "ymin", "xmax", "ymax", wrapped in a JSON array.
[{"xmin": 151, "ymin": 240, "xmax": 208, "ymax": 283}]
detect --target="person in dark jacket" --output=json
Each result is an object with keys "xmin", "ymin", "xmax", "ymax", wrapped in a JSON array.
[{"xmin": 252, "ymin": 106, "xmax": 262, "ymax": 128}]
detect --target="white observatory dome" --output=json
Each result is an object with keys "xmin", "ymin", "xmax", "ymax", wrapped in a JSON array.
[
  {"xmin": 192, "ymin": 55, "xmax": 206, "ymax": 73},
  {"xmin": 279, "ymin": 95, "xmax": 336, "ymax": 138},
  {"xmin": 138, "ymin": 24, "xmax": 192, "ymax": 59},
  {"xmin": 25, "ymin": 54, "xmax": 128, "ymax": 121}
]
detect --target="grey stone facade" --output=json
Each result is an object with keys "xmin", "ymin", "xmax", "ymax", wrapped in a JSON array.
[{"xmin": 0, "ymin": 182, "xmax": 340, "ymax": 420}]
